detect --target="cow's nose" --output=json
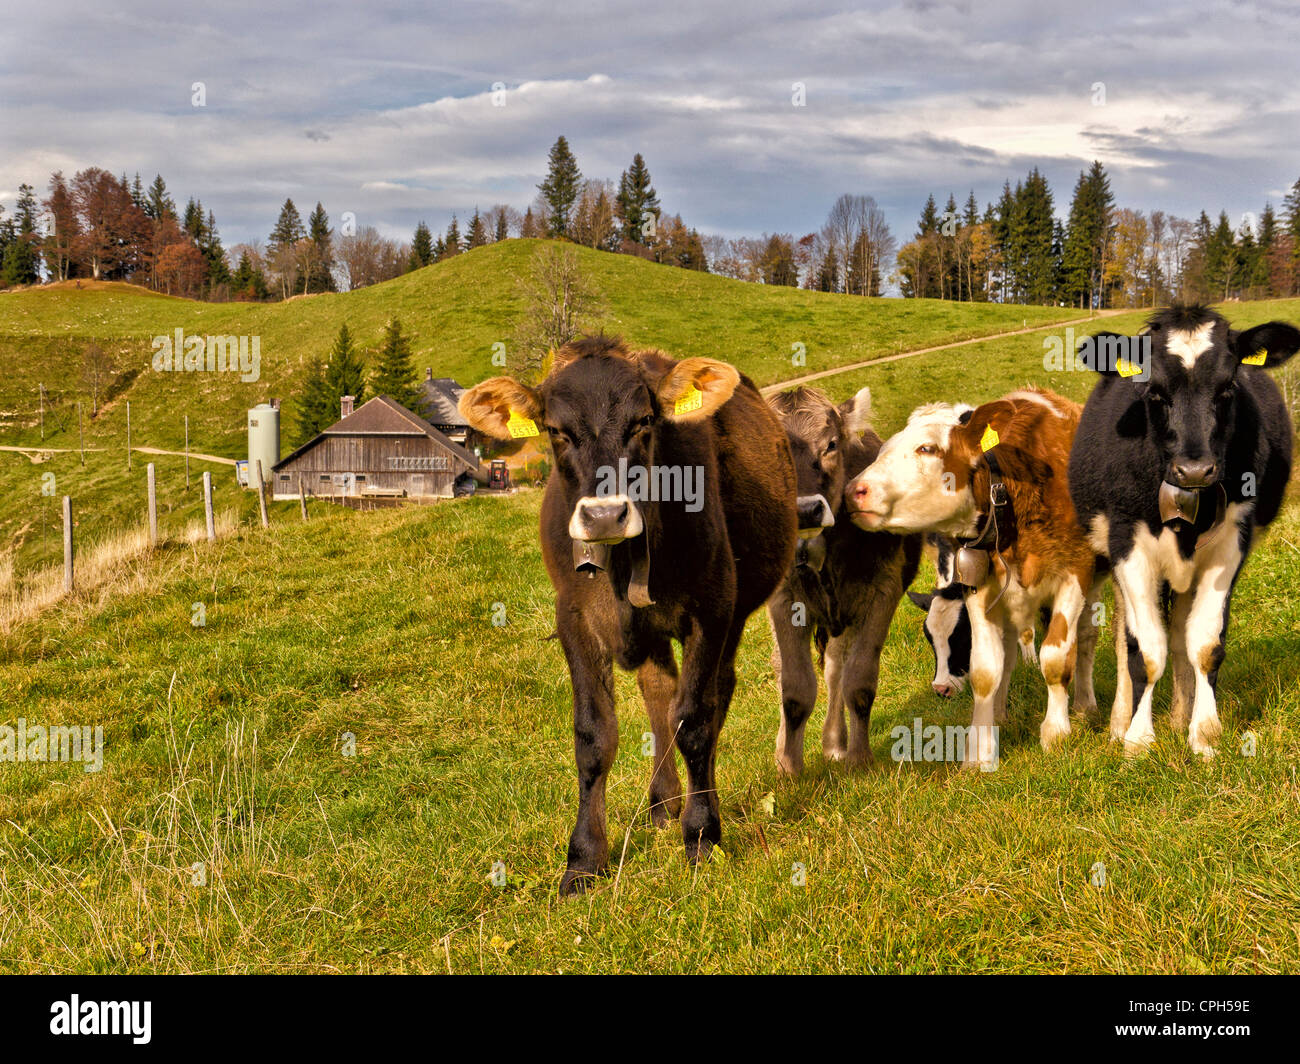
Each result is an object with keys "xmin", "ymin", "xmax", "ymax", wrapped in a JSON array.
[
  {"xmin": 932, "ymin": 681, "xmax": 954, "ymax": 698},
  {"xmin": 1171, "ymin": 458, "xmax": 1218, "ymax": 489},
  {"xmin": 847, "ymin": 480, "xmax": 871, "ymax": 506},
  {"xmin": 576, "ymin": 499, "xmax": 630, "ymax": 541},
  {"xmin": 795, "ymin": 494, "xmax": 835, "ymax": 534}
]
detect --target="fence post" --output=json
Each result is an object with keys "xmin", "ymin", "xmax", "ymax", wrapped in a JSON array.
[
  {"xmin": 299, "ymin": 474, "xmax": 308, "ymax": 521},
  {"xmin": 184, "ymin": 414, "xmax": 190, "ymax": 490},
  {"xmin": 126, "ymin": 401, "xmax": 131, "ymax": 469},
  {"xmin": 78, "ymin": 401, "xmax": 84, "ymax": 466},
  {"xmin": 256, "ymin": 460, "xmax": 269, "ymax": 529},
  {"xmin": 63, "ymin": 495, "xmax": 73, "ymax": 593},
  {"xmin": 146, "ymin": 462, "xmax": 158, "ymax": 546},
  {"xmin": 203, "ymin": 471, "xmax": 215, "ymax": 542}
]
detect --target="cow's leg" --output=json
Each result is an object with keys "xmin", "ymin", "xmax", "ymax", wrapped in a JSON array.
[
  {"xmin": 962, "ymin": 587, "xmax": 1005, "ymax": 771},
  {"xmin": 822, "ymin": 633, "xmax": 848, "ymax": 760},
  {"xmin": 1040, "ymin": 575, "xmax": 1085, "ymax": 749},
  {"xmin": 1072, "ymin": 577, "xmax": 1103, "ymax": 722},
  {"xmin": 1168, "ymin": 590, "xmax": 1195, "ymax": 736},
  {"xmin": 1109, "ymin": 581, "xmax": 1134, "ymax": 741},
  {"xmin": 673, "ymin": 615, "xmax": 732, "ymax": 863},
  {"xmin": 767, "ymin": 594, "xmax": 817, "ymax": 776},
  {"xmin": 993, "ymin": 626, "xmax": 1018, "ymax": 724},
  {"xmin": 1182, "ymin": 539, "xmax": 1247, "ymax": 759},
  {"xmin": 637, "ymin": 641, "xmax": 682, "ymax": 826},
  {"xmin": 1113, "ymin": 558, "xmax": 1166, "ymax": 756},
  {"xmin": 842, "ymin": 557, "xmax": 910, "ymax": 767},
  {"xmin": 557, "ymin": 609, "xmax": 618, "ymax": 896}
]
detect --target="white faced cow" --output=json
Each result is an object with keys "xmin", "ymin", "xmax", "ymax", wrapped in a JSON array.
[
  {"xmin": 1069, "ymin": 305, "xmax": 1299, "ymax": 758},
  {"xmin": 845, "ymin": 389, "xmax": 1102, "ymax": 769}
]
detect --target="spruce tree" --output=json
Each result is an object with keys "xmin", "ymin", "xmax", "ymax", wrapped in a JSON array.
[
  {"xmin": 615, "ymin": 153, "xmax": 660, "ymax": 244},
  {"xmin": 538, "ymin": 135, "xmax": 582, "ymax": 238},
  {"xmin": 465, "ymin": 208, "xmax": 487, "ymax": 249},
  {"xmin": 494, "ymin": 210, "xmax": 509, "ymax": 242},
  {"xmin": 268, "ymin": 199, "xmax": 306, "ymax": 255},
  {"xmin": 370, "ymin": 318, "xmax": 423, "ymax": 410},
  {"xmin": 409, "ymin": 221, "xmax": 434, "ymax": 269},
  {"xmin": 324, "ymin": 323, "xmax": 366, "ymax": 408},
  {"xmin": 146, "ymin": 174, "xmax": 175, "ymax": 221},
  {"xmin": 294, "ymin": 357, "xmax": 334, "ymax": 445},
  {"xmin": 444, "ymin": 216, "xmax": 462, "ymax": 256},
  {"xmin": 307, "ymin": 202, "xmax": 336, "ymax": 292}
]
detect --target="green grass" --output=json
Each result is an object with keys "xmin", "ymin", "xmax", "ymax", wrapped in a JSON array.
[{"xmin": 2, "ymin": 277, "xmax": 1300, "ymax": 973}]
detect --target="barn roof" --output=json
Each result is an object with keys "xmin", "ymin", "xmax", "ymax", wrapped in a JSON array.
[
  {"xmin": 421, "ymin": 375, "xmax": 470, "ymax": 427},
  {"xmin": 274, "ymin": 394, "xmax": 479, "ymax": 472}
]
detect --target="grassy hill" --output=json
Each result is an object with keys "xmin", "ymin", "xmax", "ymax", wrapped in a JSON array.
[
  {"xmin": 3, "ymin": 264, "xmax": 1300, "ymax": 973},
  {"xmin": 0, "ymin": 241, "xmax": 1084, "ymax": 573}
]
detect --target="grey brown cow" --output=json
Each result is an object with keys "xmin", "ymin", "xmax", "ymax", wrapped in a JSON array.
[{"xmin": 765, "ymin": 386, "xmax": 921, "ymax": 773}]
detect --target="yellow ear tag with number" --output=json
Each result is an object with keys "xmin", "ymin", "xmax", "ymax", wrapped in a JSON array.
[
  {"xmin": 980, "ymin": 424, "xmax": 999, "ymax": 452},
  {"xmin": 506, "ymin": 408, "xmax": 539, "ymax": 438},
  {"xmin": 674, "ymin": 384, "xmax": 703, "ymax": 416},
  {"xmin": 1242, "ymin": 348, "xmax": 1268, "ymax": 366},
  {"xmin": 1116, "ymin": 358, "xmax": 1142, "ymax": 378}
]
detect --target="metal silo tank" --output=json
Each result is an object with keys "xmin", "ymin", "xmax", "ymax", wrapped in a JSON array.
[{"xmin": 247, "ymin": 403, "xmax": 280, "ymax": 485}]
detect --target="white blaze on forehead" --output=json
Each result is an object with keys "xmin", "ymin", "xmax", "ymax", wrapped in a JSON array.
[{"xmin": 1165, "ymin": 322, "xmax": 1216, "ymax": 369}]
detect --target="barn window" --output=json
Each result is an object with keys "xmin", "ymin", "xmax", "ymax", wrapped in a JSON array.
[
  {"xmin": 279, "ymin": 475, "xmax": 290, "ymax": 481},
  {"xmin": 320, "ymin": 475, "xmax": 330, "ymax": 482},
  {"xmin": 356, "ymin": 475, "xmax": 366, "ymax": 481}
]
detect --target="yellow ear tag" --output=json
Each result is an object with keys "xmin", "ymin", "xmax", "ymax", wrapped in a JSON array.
[
  {"xmin": 506, "ymin": 408, "xmax": 539, "ymax": 438},
  {"xmin": 1116, "ymin": 358, "xmax": 1142, "ymax": 378},
  {"xmin": 674, "ymin": 383, "xmax": 703, "ymax": 416},
  {"xmin": 1242, "ymin": 348, "xmax": 1268, "ymax": 366},
  {"xmin": 979, "ymin": 424, "xmax": 999, "ymax": 452}
]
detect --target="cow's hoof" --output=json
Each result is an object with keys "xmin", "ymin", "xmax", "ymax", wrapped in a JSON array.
[
  {"xmin": 649, "ymin": 795, "xmax": 681, "ymax": 828},
  {"xmin": 775, "ymin": 752, "xmax": 804, "ymax": 777},
  {"xmin": 1040, "ymin": 719, "xmax": 1071, "ymax": 750},
  {"xmin": 1122, "ymin": 733, "xmax": 1155, "ymax": 758},
  {"xmin": 559, "ymin": 867, "xmax": 603, "ymax": 897},
  {"xmin": 1071, "ymin": 701, "xmax": 1099, "ymax": 724},
  {"xmin": 844, "ymin": 751, "xmax": 874, "ymax": 771},
  {"xmin": 822, "ymin": 745, "xmax": 848, "ymax": 762},
  {"xmin": 1190, "ymin": 717, "xmax": 1222, "ymax": 755},
  {"xmin": 960, "ymin": 757, "xmax": 996, "ymax": 774}
]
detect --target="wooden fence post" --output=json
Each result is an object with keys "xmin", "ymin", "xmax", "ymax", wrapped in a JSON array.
[
  {"xmin": 63, "ymin": 495, "xmax": 73, "ymax": 593},
  {"xmin": 299, "ymin": 474, "xmax": 308, "ymax": 521},
  {"xmin": 185, "ymin": 414, "xmax": 190, "ymax": 490},
  {"xmin": 78, "ymin": 401, "xmax": 84, "ymax": 466},
  {"xmin": 146, "ymin": 462, "xmax": 158, "ymax": 546},
  {"xmin": 256, "ymin": 460, "xmax": 269, "ymax": 529},
  {"xmin": 126, "ymin": 401, "xmax": 131, "ymax": 469},
  {"xmin": 203, "ymin": 471, "xmax": 215, "ymax": 542}
]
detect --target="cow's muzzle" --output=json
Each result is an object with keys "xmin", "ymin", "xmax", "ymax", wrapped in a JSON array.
[
  {"xmin": 1168, "ymin": 458, "xmax": 1218, "ymax": 490},
  {"xmin": 796, "ymin": 494, "xmax": 836, "ymax": 538},
  {"xmin": 568, "ymin": 494, "xmax": 644, "ymax": 544}
]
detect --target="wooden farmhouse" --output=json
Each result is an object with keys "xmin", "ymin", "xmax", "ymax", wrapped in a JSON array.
[
  {"xmin": 272, "ymin": 395, "xmax": 479, "ymax": 507},
  {"xmin": 419, "ymin": 370, "xmax": 477, "ymax": 451}
]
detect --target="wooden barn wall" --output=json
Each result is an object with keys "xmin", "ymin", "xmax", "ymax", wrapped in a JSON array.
[{"xmin": 272, "ymin": 434, "xmax": 467, "ymax": 500}]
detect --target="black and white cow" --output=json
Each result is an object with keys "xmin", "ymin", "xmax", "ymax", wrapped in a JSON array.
[
  {"xmin": 1069, "ymin": 305, "xmax": 1299, "ymax": 757},
  {"xmin": 906, "ymin": 533, "xmax": 1040, "ymax": 698}
]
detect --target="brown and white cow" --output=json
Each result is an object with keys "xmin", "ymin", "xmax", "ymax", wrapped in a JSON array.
[
  {"xmin": 845, "ymin": 388, "xmax": 1101, "ymax": 769},
  {"xmin": 459, "ymin": 335, "xmax": 797, "ymax": 893},
  {"xmin": 765, "ymin": 386, "xmax": 921, "ymax": 774}
]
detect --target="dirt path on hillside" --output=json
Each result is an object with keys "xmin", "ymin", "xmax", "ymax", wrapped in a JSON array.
[
  {"xmin": 0, "ymin": 444, "xmax": 235, "ymax": 465},
  {"xmin": 760, "ymin": 309, "xmax": 1126, "ymax": 395},
  {"xmin": 133, "ymin": 446, "xmax": 237, "ymax": 465}
]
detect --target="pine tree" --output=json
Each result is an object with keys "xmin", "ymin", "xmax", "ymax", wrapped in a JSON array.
[
  {"xmin": 146, "ymin": 175, "xmax": 176, "ymax": 221},
  {"xmin": 1203, "ymin": 211, "xmax": 1238, "ymax": 300},
  {"xmin": 370, "ymin": 318, "xmax": 423, "ymax": 409},
  {"xmin": 1283, "ymin": 178, "xmax": 1300, "ymax": 288},
  {"xmin": 465, "ymin": 208, "xmax": 487, "ymax": 249},
  {"xmin": 268, "ymin": 199, "xmax": 306, "ymax": 254},
  {"xmin": 1061, "ymin": 161, "xmax": 1114, "ymax": 308},
  {"xmin": 538, "ymin": 135, "xmax": 582, "ymax": 238},
  {"xmin": 494, "ymin": 210, "xmax": 509, "ymax": 243},
  {"xmin": 201, "ymin": 209, "xmax": 230, "ymax": 289},
  {"xmin": 615, "ymin": 153, "xmax": 660, "ymax": 244},
  {"xmin": 409, "ymin": 221, "xmax": 434, "ymax": 270},
  {"xmin": 130, "ymin": 173, "xmax": 146, "ymax": 211},
  {"xmin": 324, "ymin": 323, "xmax": 367, "ymax": 408},
  {"xmin": 307, "ymin": 202, "xmax": 335, "ymax": 292},
  {"xmin": 1255, "ymin": 203, "xmax": 1278, "ymax": 295},
  {"xmin": 917, "ymin": 195, "xmax": 940, "ymax": 237},
  {"xmin": 1, "ymin": 183, "xmax": 40, "ymax": 285},
  {"xmin": 443, "ymin": 216, "xmax": 462, "ymax": 256},
  {"xmin": 294, "ymin": 357, "xmax": 335, "ymax": 445},
  {"xmin": 1009, "ymin": 169, "xmax": 1057, "ymax": 305}
]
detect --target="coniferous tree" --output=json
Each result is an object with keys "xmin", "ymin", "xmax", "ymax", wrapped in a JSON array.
[
  {"xmin": 538, "ymin": 135, "xmax": 582, "ymax": 238},
  {"xmin": 294, "ymin": 357, "xmax": 334, "ymax": 445},
  {"xmin": 268, "ymin": 199, "xmax": 306, "ymax": 254},
  {"xmin": 1255, "ymin": 203, "xmax": 1278, "ymax": 295},
  {"xmin": 409, "ymin": 221, "xmax": 434, "ymax": 269},
  {"xmin": 1, "ymin": 183, "xmax": 40, "ymax": 285},
  {"xmin": 494, "ymin": 210, "xmax": 509, "ymax": 243},
  {"xmin": 307, "ymin": 202, "xmax": 336, "ymax": 292},
  {"xmin": 443, "ymin": 216, "xmax": 462, "ymax": 257},
  {"xmin": 466, "ymin": 208, "xmax": 487, "ymax": 249},
  {"xmin": 1061, "ymin": 161, "xmax": 1115, "ymax": 308},
  {"xmin": 1283, "ymin": 178, "xmax": 1300, "ymax": 293},
  {"xmin": 615, "ymin": 152, "xmax": 660, "ymax": 244},
  {"xmin": 145, "ymin": 174, "xmax": 176, "ymax": 221},
  {"xmin": 324, "ymin": 323, "xmax": 366, "ymax": 408},
  {"xmin": 370, "ymin": 318, "xmax": 423, "ymax": 409}
]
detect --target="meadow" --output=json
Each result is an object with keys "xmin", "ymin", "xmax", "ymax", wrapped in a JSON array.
[{"xmin": 1, "ymin": 251, "xmax": 1299, "ymax": 973}]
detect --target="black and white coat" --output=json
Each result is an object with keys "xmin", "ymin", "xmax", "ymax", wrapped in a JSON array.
[{"xmin": 1068, "ymin": 305, "xmax": 1299, "ymax": 757}]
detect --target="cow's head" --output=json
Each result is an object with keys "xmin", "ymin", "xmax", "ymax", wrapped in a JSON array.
[
  {"xmin": 1083, "ymin": 306, "xmax": 1300, "ymax": 492},
  {"xmin": 766, "ymin": 385, "xmax": 872, "ymax": 570},
  {"xmin": 844, "ymin": 400, "xmax": 1014, "ymax": 537},
  {"xmin": 906, "ymin": 536, "xmax": 969, "ymax": 696},
  {"xmin": 459, "ymin": 336, "xmax": 739, "ymax": 545}
]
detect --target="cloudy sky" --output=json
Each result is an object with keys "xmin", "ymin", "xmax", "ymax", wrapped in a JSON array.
[{"xmin": 3, "ymin": 0, "xmax": 1298, "ymax": 250}]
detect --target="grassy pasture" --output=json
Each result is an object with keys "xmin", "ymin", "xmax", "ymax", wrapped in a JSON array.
[{"xmin": 1, "ymin": 273, "xmax": 1299, "ymax": 973}]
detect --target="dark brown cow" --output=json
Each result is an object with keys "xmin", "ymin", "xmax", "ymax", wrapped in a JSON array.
[
  {"xmin": 765, "ymin": 386, "xmax": 921, "ymax": 773},
  {"xmin": 460, "ymin": 336, "xmax": 796, "ymax": 894}
]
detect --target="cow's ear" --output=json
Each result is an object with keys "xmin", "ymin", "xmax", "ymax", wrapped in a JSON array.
[
  {"xmin": 655, "ymin": 357, "xmax": 740, "ymax": 421},
  {"xmin": 838, "ymin": 386, "xmax": 873, "ymax": 437},
  {"xmin": 458, "ymin": 376, "xmax": 543, "ymax": 440},
  {"xmin": 906, "ymin": 590, "xmax": 933, "ymax": 611},
  {"xmin": 956, "ymin": 405, "xmax": 974, "ymax": 424},
  {"xmin": 955, "ymin": 399, "xmax": 1016, "ymax": 462},
  {"xmin": 1234, "ymin": 322, "xmax": 1300, "ymax": 369},
  {"xmin": 1078, "ymin": 331, "xmax": 1129, "ymax": 375}
]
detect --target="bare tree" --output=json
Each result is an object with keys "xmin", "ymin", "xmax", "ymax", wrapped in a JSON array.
[
  {"xmin": 513, "ymin": 246, "xmax": 606, "ymax": 381},
  {"xmin": 82, "ymin": 343, "xmax": 116, "ymax": 415}
]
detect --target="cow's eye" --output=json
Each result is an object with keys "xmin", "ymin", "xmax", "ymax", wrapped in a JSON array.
[
  {"xmin": 546, "ymin": 425, "xmax": 572, "ymax": 445},
  {"xmin": 916, "ymin": 444, "xmax": 938, "ymax": 456},
  {"xmin": 637, "ymin": 414, "xmax": 654, "ymax": 429},
  {"xmin": 1145, "ymin": 389, "xmax": 1168, "ymax": 406},
  {"xmin": 824, "ymin": 439, "xmax": 837, "ymax": 454}
]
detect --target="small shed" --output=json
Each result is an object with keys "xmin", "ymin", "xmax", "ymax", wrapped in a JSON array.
[{"xmin": 272, "ymin": 395, "xmax": 479, "ymax": 506}]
